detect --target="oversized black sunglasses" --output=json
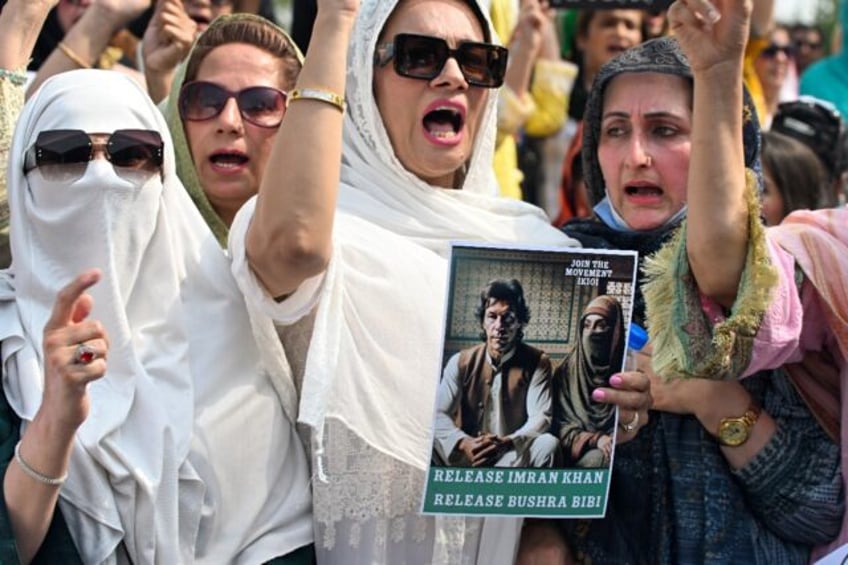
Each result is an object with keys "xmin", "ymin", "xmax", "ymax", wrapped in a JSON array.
[
  {"xmin": 374, "ymin": 33, "xmax": 508, "ymax": 88},
  {"xmin": 179, "ymin": 81, "xmax": 288, "ymax": 128},
  {"xmin": 23, "ymin": 129, "xmax": 164, "ymax": 176}
]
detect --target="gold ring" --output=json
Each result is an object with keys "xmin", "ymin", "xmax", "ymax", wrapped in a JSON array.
[{"xmin": 619, "ymin": 411, "xmax": 640, "ymax": 433}]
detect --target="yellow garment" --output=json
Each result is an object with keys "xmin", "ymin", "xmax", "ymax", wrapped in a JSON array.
[
  {"xmin": 0, "ymin": 69, "xmax": 24, "ymax": 268},
  {"xmin": 490, "ymin": 0, "xmax": 575, "ymax": 200},
  {"xmin": 744, "ymin": 36, "xmax": 768, "ymax": 127}
]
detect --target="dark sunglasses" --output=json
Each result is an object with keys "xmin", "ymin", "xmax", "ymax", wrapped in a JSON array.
[
  {"xmin": 179, "ymin": 81, "xmax": 288, "ymax": 128},
  {"xmin": 794, "ymin": 39, "xmax": 823, "ymax": 50},
  {"xmin": 24, "ymin": 129, "xmax": 164, "ymax": 175},
  {"xmin": 761, "ymin": 44, "xmax": 795, "ymax": 59},
  {"xmin": 374, "ymin": 33, "xmax": 508, "ymax": 88}
]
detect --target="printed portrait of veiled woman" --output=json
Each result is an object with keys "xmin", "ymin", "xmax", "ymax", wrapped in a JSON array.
[{"xmin": 553, "ymin": 295, "xmax": 625, "ymax": 468}]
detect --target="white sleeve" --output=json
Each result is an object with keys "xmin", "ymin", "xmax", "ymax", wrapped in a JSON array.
[
  {"xmin": 433, "ymin": 353, "xmax": 469, "ymax": 462},
  {"xmin": 228, "ymin": 195, "xmax": 327, "ymax": 325},
  {"xmin": 507, "ymin": 355, "xmax": 553, "ymax": 451}
]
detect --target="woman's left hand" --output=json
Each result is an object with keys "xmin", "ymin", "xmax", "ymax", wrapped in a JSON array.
[{"xmin": 592, "ymin": 370, "xmax": 652, "ymax": 444}]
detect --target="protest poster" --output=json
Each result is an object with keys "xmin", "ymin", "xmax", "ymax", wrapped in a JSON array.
[{"xmin": 422, "ymin": 243, "xmax": 638, "ymax": 518}]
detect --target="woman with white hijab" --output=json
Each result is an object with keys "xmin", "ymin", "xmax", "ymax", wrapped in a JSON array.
[
  {"xmin": 228, "ymin": 0, "xmax": 651, "ymax": 562},
  {"xmin": 4, "ymin": 69, "xmax": 313, "ymax": 564}
]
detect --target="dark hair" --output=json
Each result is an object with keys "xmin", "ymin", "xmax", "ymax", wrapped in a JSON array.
[
  {"xmin": 575, "ymin": 9, "xmax": 647, "ymax": 44},
  {"xmin": 772, "ymin": 97, "xmax": 845, "ymax": 180},
  {"xmin": 475, "ymin": 279, "xmax": 530, "ymax": 341},
  {"xmin": 790, "ymin": 23, "xmax": 825, "ymax": 42},
  {"xmin": 761, "ymin": 130, "xmax": 835, "ymax": 219},
  {"xmin": 183, "ymin": 15, "xmax": 302, "ymax": 91}
]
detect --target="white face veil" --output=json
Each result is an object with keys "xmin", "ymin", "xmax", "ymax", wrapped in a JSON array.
[{"xmin": 3, "ymin": 69, "xmax": 208, "ymax": 563}]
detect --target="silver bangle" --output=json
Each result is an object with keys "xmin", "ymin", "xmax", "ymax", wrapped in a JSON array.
[{"xmin": 14, "ymin": 440, "xmax": 67, "ymax": 486}]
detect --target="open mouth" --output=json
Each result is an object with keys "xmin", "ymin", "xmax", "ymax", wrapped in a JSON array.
[
  {"xmin": 624, "ymin": 183, "xmax": 662, "ymax": 197},
  {"xmin": 189, "ymin": 13, "xmax": 211, "ymax": 28},
  {"xmin": 423, "ymin": 106, "xmax": 465, "ymax": 140},
  {"xmin": 606, "ymin": 44, "xmax": 629, "ymax": 57},
  {"xmin": 210, "ymin": 151, "xmax": 248, "ymax": 169}
]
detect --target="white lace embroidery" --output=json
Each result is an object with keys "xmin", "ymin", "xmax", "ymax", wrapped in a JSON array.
[{"xmin": 312, "ymin": 419, "xmax": 483, "ymax": 562}]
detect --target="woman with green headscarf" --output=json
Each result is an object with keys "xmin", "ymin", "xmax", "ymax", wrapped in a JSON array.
[{"xmin": 161, "ymin": 13, "xmax": 304, "ymax": 245}]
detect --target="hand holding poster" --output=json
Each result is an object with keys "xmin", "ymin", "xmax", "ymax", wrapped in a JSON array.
[{"xmin": 422, "ymin": 244, "xmax": 638, "ymax": 518}]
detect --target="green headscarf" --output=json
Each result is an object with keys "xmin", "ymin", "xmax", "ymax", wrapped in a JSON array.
[{"xmin": 161, "ymin": 13, "xmax": 304, "ymax": 246}]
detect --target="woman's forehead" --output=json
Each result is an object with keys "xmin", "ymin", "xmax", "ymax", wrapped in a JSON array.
[
  {"xmin": 32, "ymin": 88, "xmax": 156, "ymax": 137},
  {"xmin": 382, "ymin": 0, "xmax": 486, "ymax": 42},
  {"xmin": 602, "ymin": 72, "xmax": 692, "ymax": 113}
]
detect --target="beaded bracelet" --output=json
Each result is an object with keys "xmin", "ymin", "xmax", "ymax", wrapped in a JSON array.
[
  {"xmin": 14, "ymin": 440, "xmax": 67, "ymax": 486},
  {"xmin": 288, "ymin": 88, "xmax": 345, "ymax": 113},
  {"xmin": 57, "ymin": 41, "xmax": 92, "ymax": 70},
  {"xmin": 0, "ymin": 68, "xmax": 27, "ymax": 87}
]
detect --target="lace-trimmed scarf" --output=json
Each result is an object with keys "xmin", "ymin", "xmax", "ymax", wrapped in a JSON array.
[
  {"xmin": 292, "ymin": 0, "xmax": 578, "ymax": 560},
  {"xmin": 560, "ymin": 37, "xmax": 808, "ymax": 564},
  {"xmin": 302, "ymin": 0, "xmax": 579, "ymax": 472}
]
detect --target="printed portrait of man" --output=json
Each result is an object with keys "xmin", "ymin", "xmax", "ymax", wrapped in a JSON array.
[{"xmin": 433, "ymin": 279, "xmax": 558, "ymax": 468}]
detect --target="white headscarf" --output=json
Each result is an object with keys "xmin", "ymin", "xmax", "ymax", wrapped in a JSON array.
[
  {"xmin": 270, "ymin": 1, "xmax": 578, "ymax": 559},
  {"xmin": 338, "ymin": 0, "xmax": 574, "ymax": 255},
  {"xmin": 3, "ymin": 70, "xmax": 308, "ymax": 564},
  {"xmin": 293, "ymin": 0, "xmax": 578, "ymax": 473},
  {"xmin": 224, "ymin": 0, "xmax": 579, "ymax": 559},
  {"xmin": 3, "ymin": 69, "xmax": 204, "ymax": 563}
]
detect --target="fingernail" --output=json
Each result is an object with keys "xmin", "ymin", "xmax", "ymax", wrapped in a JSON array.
[
  {"xmin": 592, "ymin": 388, "xmax": 606, "ymax": 401},
  {"xmin": 704, "ymin": 1, "xmax": 721, "ymax": 24},
  {"xmin": 609, "ymin": 375, "xmax": 623, "ymax": 387}
]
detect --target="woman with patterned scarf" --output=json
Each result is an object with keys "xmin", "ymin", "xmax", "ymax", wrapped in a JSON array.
[
  {"xmin": 550, "ymin": 1, "xmax": 843, "ymax": 562},
  {"xmin": 645, "ymin": 0, "xmax": 848, "ymax": 561}
]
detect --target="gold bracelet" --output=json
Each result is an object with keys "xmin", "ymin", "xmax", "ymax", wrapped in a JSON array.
[
  {"xmin": 288, "ymin": 88, "xmax": 345, "ymax": 113},
  {"xmin": 14, "ymin": 441, "xmax": 67, "ymax": 486},
  {"xmin": 57, "ymin": 41, "xmax": 92, "ymax": 70}
]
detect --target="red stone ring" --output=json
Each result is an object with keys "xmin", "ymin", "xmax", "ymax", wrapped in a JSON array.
[{"xmin": 73, "ymin": 343, "xmax": 96, "ymax": 365}]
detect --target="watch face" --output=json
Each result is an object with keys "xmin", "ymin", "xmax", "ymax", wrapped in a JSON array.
[{"xmin": 719, "ymin": 419, "xmax": 748, "ymax": 447}]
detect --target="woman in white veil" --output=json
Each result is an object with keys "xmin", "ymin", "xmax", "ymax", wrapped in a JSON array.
[
  {"xmin": 3, "ymin": 69, "xmax": 313, "ymax": 564},
  {"xmin": 229, "ymin": 0, "xmax": 650, "ymax": 562}
]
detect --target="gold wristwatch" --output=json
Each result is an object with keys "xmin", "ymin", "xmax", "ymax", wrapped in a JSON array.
[{"xmin": 717, "ymin": 403, "xmax": 761, "ymax": 447}]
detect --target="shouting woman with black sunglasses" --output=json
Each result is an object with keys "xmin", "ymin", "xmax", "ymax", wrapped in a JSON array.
[{"xmin": 226, "ymin": 0, "xmax": 650, "ymax": 562}]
